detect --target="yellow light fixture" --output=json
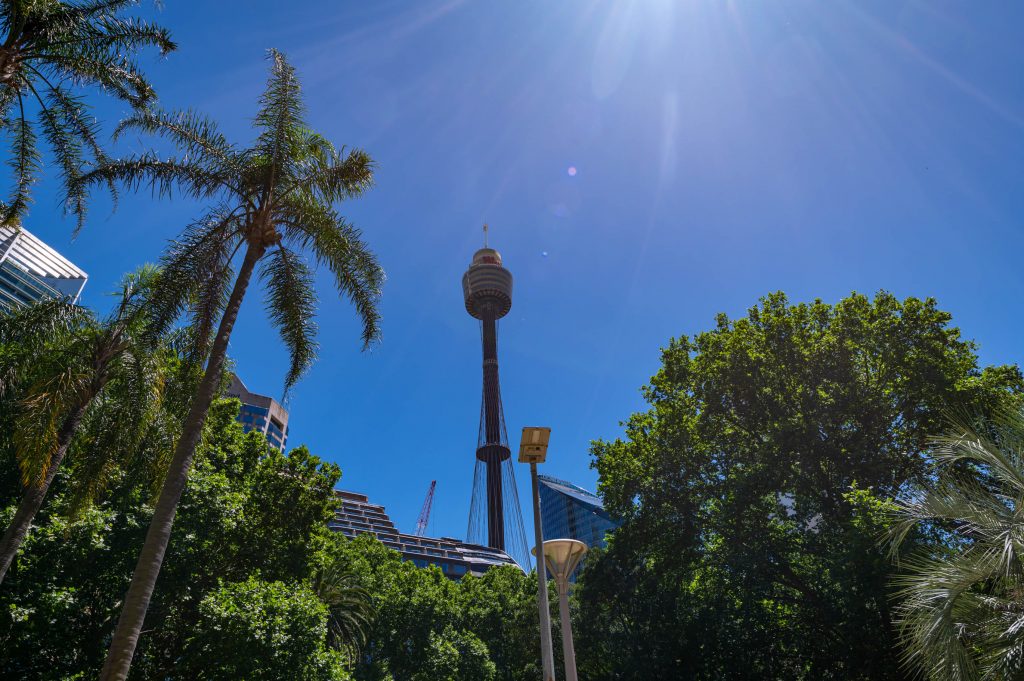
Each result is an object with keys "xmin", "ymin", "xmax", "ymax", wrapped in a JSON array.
[{"xmin": 519, "ymin": 426, "xmax": 551, "ymax": 464}]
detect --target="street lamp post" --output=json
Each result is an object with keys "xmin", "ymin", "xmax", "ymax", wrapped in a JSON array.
[
  {"xmin": 539, "ymin": 539, "xmax": 588, "ymax": 681},
  {"xmin": 519, "ymin": 427, "xmax": 555, "ymax": 681}
]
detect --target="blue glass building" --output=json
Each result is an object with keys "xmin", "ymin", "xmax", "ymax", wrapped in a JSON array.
[
  {"xmin": 538, "ymin": 475, "xmax": 621, "ymax": 576},
  {"xmin": 225, "ymin": 374, "xmax": 290, "ymax": 451}
]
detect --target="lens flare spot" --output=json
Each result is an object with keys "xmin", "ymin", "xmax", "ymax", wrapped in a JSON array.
[{"xmin": 567, "ymin": 166, "xmax": 578, "ymax": 177}]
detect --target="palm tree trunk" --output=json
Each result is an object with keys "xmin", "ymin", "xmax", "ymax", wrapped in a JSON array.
[
  {"xmin": 0, "ymin": 400, "xmax": 90, "ymax": 585},
  {"xmin": 0, "ymin": 48, "xmax": 18, "ymax": 87},
  {"xmin": 99, "ymin": 242, "xmax": 264, "ymax": 681}
]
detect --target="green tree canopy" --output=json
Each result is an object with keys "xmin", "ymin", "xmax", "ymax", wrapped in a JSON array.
[
  {"xmin": 184, "ymin": 577, "xmax": 349, "ymax": 681},
  {"xmin": 326, "ymin": 533, "xmax": 546, "ymax": 681},
  {"xmin": 1, "ymin": 385, "xmax": 547, "ymax": 680},
  {"xmin": 412, "ymin": 625, "xmax": 496, "ymax": 681},
  {"xmin": 0, "ymin": 269, "xmax": 172, "ymax": 585},
  {"xmin": 578, "ymin": 291, "xmax": 1023, "ymax": 680},
  {"xmin": 0, "ymin": 393, "xmax": 346, "ymax": 680}
]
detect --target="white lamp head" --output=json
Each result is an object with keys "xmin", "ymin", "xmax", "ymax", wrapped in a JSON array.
[{"xmin": 532, "ymin": 539, "xmax": 588, "ymax": 583}]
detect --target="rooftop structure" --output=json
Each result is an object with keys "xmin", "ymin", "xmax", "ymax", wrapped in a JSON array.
[
  {"xmin": 463, "ymin": 233, "xmax": 530, "ymax": 569},
  {"xmin": 331, "ymin": 490, "xmax": 517, "ymax": 579},
  {"xmin": 537, "ymin": 475, "xmax": 622, "ymax": 580},
  {"xmin": 225, "ymin": 374, "xmax": 290, "ymax": 451},
  {"xmin": 0, "ymin": 226, "xmax": 87, "ymax": 308}
]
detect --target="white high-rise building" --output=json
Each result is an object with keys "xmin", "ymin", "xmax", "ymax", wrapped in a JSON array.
[{"xmin": 0, "ymin": 226, "xmax": 87, "ymax": 308}]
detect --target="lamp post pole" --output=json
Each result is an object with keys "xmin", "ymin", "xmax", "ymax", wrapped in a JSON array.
[
  {"xmin": 554, "ymin": 564, "xmax": 579, "ymax": 681},
  {"xmin": 530, "ymin": 461, "xmax": 556, "ymax": 681},
  {"xmin": 540, "ymin": 539, "xmax": 588, "ymax": 681},
  {"xmin": 520, "ymin": 427, "xmax": 556, "ymax": 681}
]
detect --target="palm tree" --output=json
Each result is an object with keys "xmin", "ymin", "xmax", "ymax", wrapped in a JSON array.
[
  {"xmin": 76, "ymin": 49, "xmax": 384, "ymax": 681},
  {"xmin": 0, "ymin": 267, "xmax": 165, "ymax": 584},
  {"xmin": 0, "ymin": 0, "xmax": 175, "ymax": 222},
  {"xmin": 890, "ymin": 410, "xmax": 1024, "ymax": 681},
  {"xmin": 313, "ymin": 562, "xmax": 376, "ymax": 667}
]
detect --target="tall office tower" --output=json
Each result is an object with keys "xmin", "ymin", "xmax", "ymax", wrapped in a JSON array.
[
  {"xmin": 0, "ymin": 226, "xmax": 87, "ymax": 308},
  {"xmin": 537, "ymin": 475, "xmax": 622, "ymax": 579},
  {"xmin": 462, "ymin": 239, "xmax": 530, "ymax": 569},
  {"xmin": 225, "ymin": 374, "xmax": 290, "ymax": 451}
]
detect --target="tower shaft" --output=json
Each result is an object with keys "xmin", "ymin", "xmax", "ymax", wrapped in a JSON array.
[
  {"xmin": 485, "ymin": 449, "xmax": 504, "ymax": 548},
  {"xmin": 481, "ymin": 314, "xmax": 502, "ymax": 444},
  {"xmin": 478, "ymin": 313, "xmax": 508, "ymax": 549}
]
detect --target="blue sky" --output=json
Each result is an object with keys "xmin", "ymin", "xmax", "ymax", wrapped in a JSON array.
[{"xmin": 21, "ymin": 1, "xmax": 1024, "ymax": 543}]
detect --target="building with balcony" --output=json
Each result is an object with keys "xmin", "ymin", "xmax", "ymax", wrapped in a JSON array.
[
  {"xmin": 0, "ymin": 226, "xmax": 87, "ymax": 308},
  {"xmin": 225, "ymin": 373, "xmax": 289, "ymax": 451},
  {"xmin": 330, "ymin": 490, "xmax": 518, "ymax": 579}
]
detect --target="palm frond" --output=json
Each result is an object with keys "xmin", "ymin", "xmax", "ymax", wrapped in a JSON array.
[
  {"xmin": 3, "ymin": 91, "xmax": 41, "ymax": 225},
  {"xmin": 66, "ymin": 340, "xmax": 168, "ymax": 516},
  {"xmin": 111, "ymin": 262, "xmax": 161, "ymax": 322},
  {"xmin": 143, "ymin": 207, "xmax": 244, "ymax": 354},
  {"xmin": 280, "ymin": 194, "xmax": 383, "ymax": 349},
  {"xmin": 0, "ymin": 295, "xmax": 88, "ymax": 345},
  {"xmin": 288, "ymin": 144, "xmax": 374, "ymax": 204},
  {"xmin": 260, "ymin": 245, "xmax": 318, "ymax": 394},
  {"xmin": 254, "ymin": 49, "xmax": 304, "ymax": 178},
  {"xmin": 313, "ymin": 562, "xmax": 375, "ymax": 664},
  {"xmin": 114, "ymin": 109, "xmax": 237, "ymax": 170},
  {"xmin": 69, "ymin": 14, "xmax": 175, "ymax": 56},
  {"xmin": 30, "ymin": 76, "xmax": 117, "ymax": 219},
  {"xmin": 73, "ymin": 152, "xmax": 230, "ymax": 230},
  {"xmin": 0, "ymin": 296, "xmax": 90, "ymax": 396},
  {"xmin": 68, "ymin": 1, "xmax": 145, "ymax": 20},
  {"xmin": 892, "ymin": 409, "xmax": 1024, "ymax": 680},
  {"xmin": 27, "ymin": 78, "xmax": 87, "ymax": 217},
  {"xmin": 0, "ymin": 0, "xmax": 174, "ymax": 222},
  {"xmin": 14, "ymin": 362, "xmax": 92, "ymax": 486}
]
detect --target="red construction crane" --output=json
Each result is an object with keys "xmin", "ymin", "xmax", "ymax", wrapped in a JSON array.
[{"xmin": 415, "ymin": 480, "xmax": 437, "ymax": 537}]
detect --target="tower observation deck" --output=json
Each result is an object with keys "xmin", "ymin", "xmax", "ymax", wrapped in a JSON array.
[{"xmin": 463, "ymin": 241, "xmax": 530, "ymax": 569}]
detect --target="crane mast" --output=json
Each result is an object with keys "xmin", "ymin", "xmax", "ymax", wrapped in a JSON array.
[{"xmin": 415, "ymin": 480, "xmax": 437, "ymax": 537}]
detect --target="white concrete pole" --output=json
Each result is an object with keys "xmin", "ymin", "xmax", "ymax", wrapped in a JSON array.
[
  {"xmin": 530, "ymin": 462, "xmax": 556, "ymax": 681},
  {"xmin": 556, "ymin": 578, "xmax": 578, "ymax": 681}
]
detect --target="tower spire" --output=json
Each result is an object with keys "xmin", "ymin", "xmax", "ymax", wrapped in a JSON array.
[{"xmin": 483, "ymin": 223, "xmax": 489, "ymax": 248}]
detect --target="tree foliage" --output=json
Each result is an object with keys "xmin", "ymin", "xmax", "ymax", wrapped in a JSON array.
[
  {"xmin": 184, "ymin": 577, "xmax": 350, "ymax": 681},
  {"xmin": 890, "ymin": 410, "xmax": 1024, "ymax": 681},
  {"xmin": 326, "ymin": 533, "xmax": 546, "ymax": 681},
  {"xmin": 72, "ymin": 50, "xmax": 384, "ymax": 680},
  {"xmin": 75, "ymin": 48, "xmax": 383, "ymax": 373},
  {"xmin": 578, "ymin": 291, "xmax": 1023, "ymax": 680},
  {"xmin": 412, "ymin": 625, "xmax": 496, "ymax": 681},
  {"xmin": 0, "ymin": 391, "xmax": 349, "ymax": 680},
  {"xmin": 0, "ymin": 269, "xmax": 173, "ymax": 585},
  {"xmin": 0, "ymin": 0, "xmax": 175, "ymax": 222},
  {"xmin": 1, "ymin": 381, "xmax": 548, "ymax": 680}
]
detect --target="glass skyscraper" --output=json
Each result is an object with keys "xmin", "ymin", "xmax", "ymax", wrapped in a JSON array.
[
  {"xmin": 225, "ymin": 373, "xmax": 290, "ymax": 451},
  {"xmin": 0, "ymin": 226, "xmax": 87, "ymax": 308},
  {"xmin": 537, "ymin": 475, "xmax": 621, "ymax": 574}
]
